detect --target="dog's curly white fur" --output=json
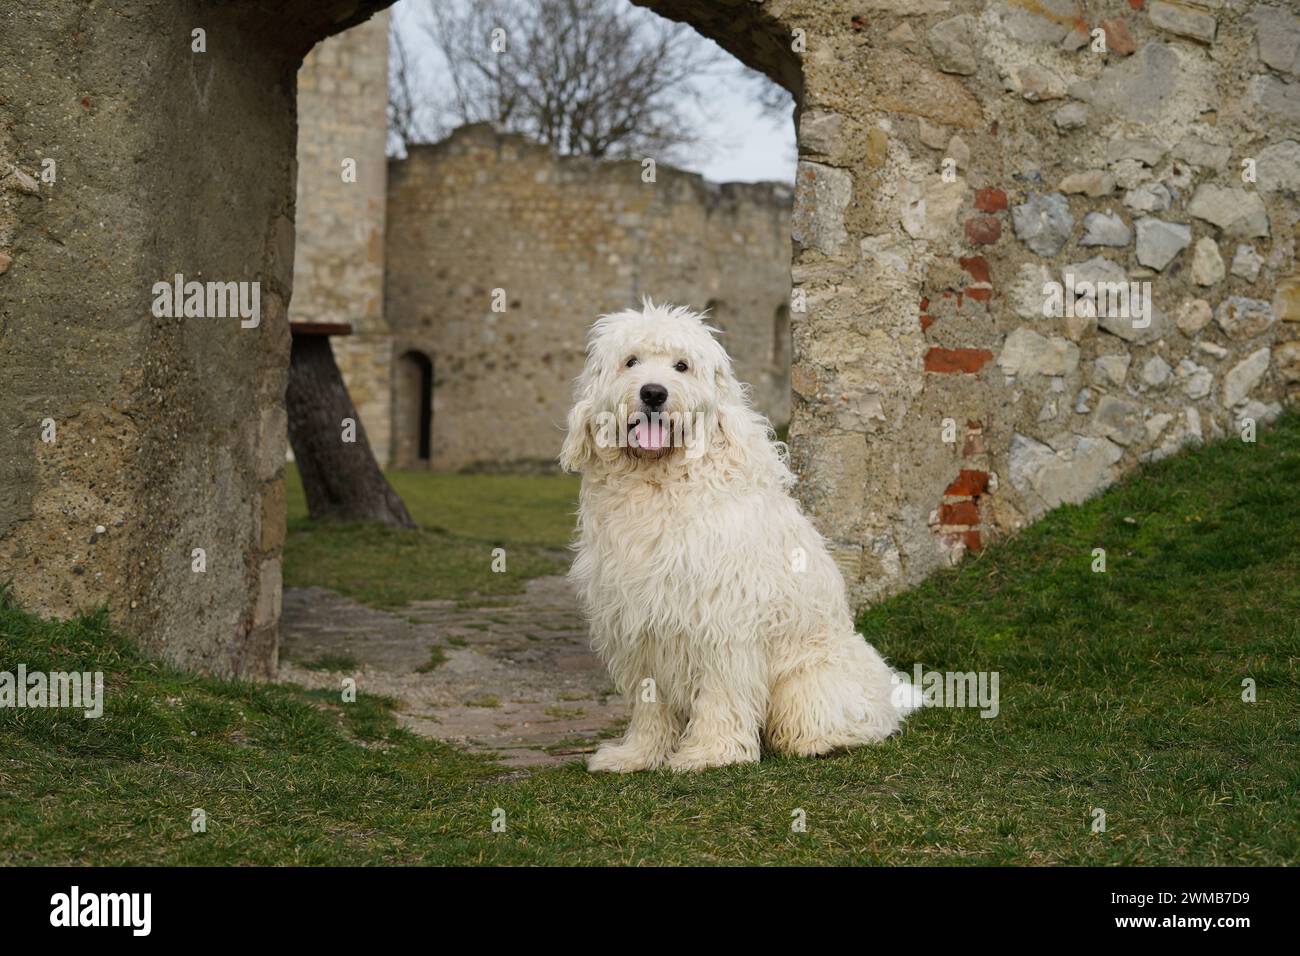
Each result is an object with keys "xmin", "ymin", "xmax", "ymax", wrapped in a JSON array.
[{"xmin": 561, "ymin": 301, "xmax": 917, "ymax": 772}]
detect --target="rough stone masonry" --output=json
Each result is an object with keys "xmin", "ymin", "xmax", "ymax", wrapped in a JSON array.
[
  {"xmin": 290, "ymin": 16, "xmax": 791, "ymax": 472},
  {"xmin": 381, "ymin": 126, "xmax": 793, "ymax": 471},
  {"xmin": 1, "ymin": 0, "xmax": 1298, "ymax": 677},
  {"xmin": 644, "ymin": 0, "xmax": 1300, "ymax": 607},
  {"xmin": 294, "ymin": 122, "xmax": 792, "ymax": 471}
]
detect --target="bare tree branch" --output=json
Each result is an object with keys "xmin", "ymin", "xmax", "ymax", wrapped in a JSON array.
[
  {"xmin": 387, "ymin": 26, "xmax": 420, "ymax": 154},
  {"xmin": 418, "ymin": 0, "xmax": 725, "ymax": 163}
]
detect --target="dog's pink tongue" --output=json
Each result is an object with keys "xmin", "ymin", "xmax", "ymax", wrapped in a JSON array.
[{"xmin": 635, "ymin": 420, "xmax": 667, "ymax": 450}]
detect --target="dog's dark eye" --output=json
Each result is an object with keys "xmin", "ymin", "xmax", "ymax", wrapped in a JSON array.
[
  {"xmin": 674, "ymin": 361, "xmax": 689, "ymax": 373},
  {"xmin": 626, "ymin": 356, "xmax": 638, "ymax": 368}
]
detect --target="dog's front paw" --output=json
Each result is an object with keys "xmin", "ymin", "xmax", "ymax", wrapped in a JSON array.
[
  {"xmin": 666, "ymin": 744, "xmax": 759, "ymax": 773},
  {"xmin": 586, "ymin": 742, "xmax": 666, "ymax": 773}
]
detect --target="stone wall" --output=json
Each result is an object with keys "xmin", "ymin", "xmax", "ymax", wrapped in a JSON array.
[
  {"xmin": 290, "ymin": 10, "xmax": 393, "ymax": 464},
  {"xmin": 645, "ymin": 0, "xmax": 1299, "ymax": 608},
  {"xmin": 382, "ymin": 124, "xmax": 793, "ymax": 471}
]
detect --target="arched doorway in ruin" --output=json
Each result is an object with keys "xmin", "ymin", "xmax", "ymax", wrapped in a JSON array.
[
  {"xmin": 272, "ymin": 0, "xmax": 804, "ymax": 757},
  {"xmin": 291, "ymin": 0, "xmax": 803, "ymax": 502},
  {"xmin": 393, "ymin": 349, "xmax": 433, "ymax": 468}
]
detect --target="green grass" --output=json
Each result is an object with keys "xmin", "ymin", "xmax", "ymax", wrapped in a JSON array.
[
  {"xmin": 415, "ymin": 646, "xmax": 448, "ymax": 674},
  {"xmin": 300, "ymin": 654, "xmax": 358, "ymax": 673},
  {"xmin": 2, "ymin": 417, "xmax": 1298, "ymax": 865},
  {"xmin": 282, "ymin": 465, "xmax": 579, "ymax": 608},
  {"xmin": 545, "ymin": 706, "xmax": 586, "ymax": 719}
]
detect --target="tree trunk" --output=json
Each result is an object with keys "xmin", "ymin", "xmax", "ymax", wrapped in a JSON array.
[{"xmin": 286, "ymin": 333, "xmax": 416, "ymax": 529}]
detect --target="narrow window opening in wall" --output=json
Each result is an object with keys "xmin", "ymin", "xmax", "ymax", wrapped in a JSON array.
[{"xmin": 773, "ymin": 303, "xmax": 790, "ymax": 370}]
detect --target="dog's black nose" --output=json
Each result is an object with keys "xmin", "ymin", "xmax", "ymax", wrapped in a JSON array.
[{"xmin": 639, "ymin": 383, "xmax": 668, "ymax": 408}]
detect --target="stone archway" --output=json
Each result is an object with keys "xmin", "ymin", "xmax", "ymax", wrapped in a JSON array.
[{"xmin": 4, "ymin": 1, "xmax": 1295, "ymax": 679}]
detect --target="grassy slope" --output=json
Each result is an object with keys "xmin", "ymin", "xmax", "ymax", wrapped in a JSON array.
[
  {"xmin": 2, "ymin": 419, "xmax": 1297, "ymax": 865},
  {"xmin": 282, "ymin": 467, "xmax": 580, "ymax": 607}
]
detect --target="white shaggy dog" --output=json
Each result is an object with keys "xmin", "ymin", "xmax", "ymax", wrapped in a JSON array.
[{"xmin": 560, "ymin": 301, "xmax": 917, "ymax": 772}]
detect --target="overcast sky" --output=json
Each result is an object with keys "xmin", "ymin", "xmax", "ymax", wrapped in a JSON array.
[{"xmin": 388, "ymin": 0, "xmax": 796, "ymax": 184}]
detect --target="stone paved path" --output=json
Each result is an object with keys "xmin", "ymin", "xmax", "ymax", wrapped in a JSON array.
[{"xmin": 277, "ymin": 576, "xmax": 624, "ymax": 767}]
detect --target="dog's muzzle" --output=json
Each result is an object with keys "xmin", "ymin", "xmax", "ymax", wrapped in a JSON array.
[{"xmin": 628, "ymin": 407, "xmax": 671, "ymax": 454}]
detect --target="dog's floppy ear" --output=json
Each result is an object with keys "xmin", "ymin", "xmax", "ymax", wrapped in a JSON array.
[
  {"xmin": 706, "ymin": 358, "xmax": 793, "ymax": 487},
  {"xmin": 559, "ymin": 366, "xmax": 598, "ymax": 473},
  {"xmin": 710, "ymin": 356, "xmax": 755, "ymax": 456}
]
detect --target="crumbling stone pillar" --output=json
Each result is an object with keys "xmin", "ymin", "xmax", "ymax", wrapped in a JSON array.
[{"xmin": 0, "ymin": 0, "xmax": 392, "ymax": 677}]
